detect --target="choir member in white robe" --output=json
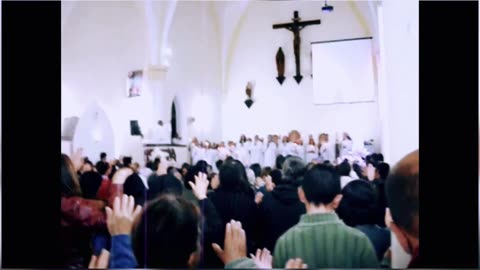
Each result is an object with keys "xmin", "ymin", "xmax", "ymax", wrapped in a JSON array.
[
  {"xmin": 283, "ymin": 130, "xmax": 304, "ymax": 158},
  {"xmin": 318, "ymin": 133, "xmax": 334, "ymax": 163},
  {"xmin": 340, "ymin": 132, "xmax": 353, "ymax": 157},
  {"xmin": 305, "ymin": 136, "xmax": 318, "ymax": 163},
  {"xmin": 236, "ymin": 142, "xmax": 251, "ymax": 166},
  {"xmin": 207, "ymin": 143, "xmax": 219, "ymax": 167},
  {"xmin": 217, "ymin": 142, "xmax": 229, "ymax": 160},
  {"xmin": 279, "ymin": 136, "xmax": 288, "ymax": 156},
  {"xmin": 192, "ymin": 143, "xmax": 207, "ymax": 165},
  {"xmin": 250, "ymin": 135, "xmax": 265, "ymax": 166},
  {"xmin": 264, "ymin": 135, "xmax": 278, "ymax": 168},
  {"xmin": 228, "ymin": 141, "xmax": 238, "ymax": 159}
]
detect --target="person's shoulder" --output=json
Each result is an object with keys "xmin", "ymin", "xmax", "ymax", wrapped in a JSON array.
[
  {"xmin": 277, "ymin": 223, "xmax": 301, "ymax": 243},
  {"xmin": 341, "ymin": 223, "xmax": 372, "ymax": 239}
]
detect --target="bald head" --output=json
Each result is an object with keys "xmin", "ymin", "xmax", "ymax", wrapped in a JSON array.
[{"xmin": 386, "ymin": 150, "xmax": 419, "ymax": 237}]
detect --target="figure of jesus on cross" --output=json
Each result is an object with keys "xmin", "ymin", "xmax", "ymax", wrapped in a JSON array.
[{"xmin": 273, "ymin": 11, "xmax": 321, "ymax": 84}]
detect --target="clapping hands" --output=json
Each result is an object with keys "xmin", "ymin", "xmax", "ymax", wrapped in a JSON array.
[{"xmin": 285, "ymin": 258, "xmax": 308, "ymax": 269}]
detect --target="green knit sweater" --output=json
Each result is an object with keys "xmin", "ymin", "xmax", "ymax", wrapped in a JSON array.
[{"xmin": 273, "ymin": 212, "xmax": 379, "ymax": 268}]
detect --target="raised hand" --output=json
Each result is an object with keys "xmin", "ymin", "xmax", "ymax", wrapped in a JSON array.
[
  {"xmin": 385, "ymin": 208, "xmax": 393, "ymax": 228},
  {"xmin": 105, "ymin": 195, "xmax": 143, "ymax": 236},
  {"xmin": 71, "ymin": 148, "xmax": 84, "ymax": 171},
  {"xmin": 111, "ymin": 168, "xmax": 134, "ymax": 185},
  {"xmin": 212, "ymin": 220, "xmax": 247, "ymax": 265},
  {"xmin": 255, "ymin": 192, "xmax": 264, "ymax": 205},
  {"xmin": 285, "ymin": 258, "xmax": 308, "ymax": 269},
  {"xmin": 88, "ymin": 249, "xmax": 110, "ymax": 269},
  {"xmin": 264, "ymin": 175, "xmax": 275, "ymax": 192},
  {"xmin": 188, "ymin": 172, "xmax": 209, "ymax": 200},
  {"xmin": 250, "ymin": 248, "xmax": 273, "ymax": 269},
  {"xmin": 210, "ymin": 174, "xmax": 220, "ymax": 190}
]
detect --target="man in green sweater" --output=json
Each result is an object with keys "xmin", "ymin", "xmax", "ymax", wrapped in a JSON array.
[{"xmin": 273, "ymin": 164, "xmax": 379, "ymax": 268}]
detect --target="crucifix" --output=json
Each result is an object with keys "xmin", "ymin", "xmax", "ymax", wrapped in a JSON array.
[{"xmin": 273, "ymin": 11, "xmax": 321, "ymax": 84}]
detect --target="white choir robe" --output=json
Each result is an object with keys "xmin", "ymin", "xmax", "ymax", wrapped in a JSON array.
[
  {"xmin": 283, "ymin": 142, "xmax": 303, "ymax": 158},
  {"xmin": 305, "ymin": 144, "xmax": 318, "ymax": 163},
  {"xmin": 206, "ymin": 149, "xmax": 219, "ymax": 167},
  {"xmin": 264, "ymin": 142, "xmax": 277, "ymax": 168},
  {"xmin": 340, "ymin": 139, "xmax": 353, "ymax": 157},
  {"xmin": 236, "ymin": 144, "xmax": 251, "ymax": 166},
  {"xmin": 217, "ymin": 147, "xmax": 229, "ymax": 161},
  {"xmin": 319, "ymin": 143, "xmax": 334, "ymax": 163},
  {"xmin": 250, "ymin": 142, "xmax": 265, "ymax": 166},
  {"xmin": 192, "ymin": 147, "xmax": 207, "ymax": 165}
]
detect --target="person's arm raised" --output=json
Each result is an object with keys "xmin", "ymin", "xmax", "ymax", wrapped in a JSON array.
[{"xmin": 106, "ymin": 195, "xmax": 143, "ymax": 268}]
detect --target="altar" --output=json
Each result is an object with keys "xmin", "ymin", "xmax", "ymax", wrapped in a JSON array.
[{"xmin": 143, "ymin": 143, "xmax": 190, "ymax": 166}]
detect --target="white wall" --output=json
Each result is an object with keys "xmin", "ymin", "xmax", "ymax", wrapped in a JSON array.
[
  {"xmin": 222, "ymin": 1, "xmax": 381, "ymax": 148},
  {"xmin": 376, "ymin": 0, "xmax": 419, "ymax": 268},
  {"xmin": 378, "ymin": 0, "xmax": 419, "ymax": 165},
  {"xmin": 62, "ymin": 1, "xmax": 222, "ymax": 159}
]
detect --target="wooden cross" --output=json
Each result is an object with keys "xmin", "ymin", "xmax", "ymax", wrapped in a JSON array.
[{"xmin": 273, "ymin": 11, "xmax": 321, "ymax": 84}]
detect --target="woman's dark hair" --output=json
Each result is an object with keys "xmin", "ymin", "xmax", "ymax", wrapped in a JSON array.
[
  {"xmin": 337, "ymin": 180, "xmax": 378, "ymax": 226},
  {"xmin": 182, "ymin": 162, "xmax": 191, "ymax": 170},
  {"xmin": 275, "ymin": 155, "xmax": 286, "ymax": 170},
  {"xmin": 250, "ymin": 163, "xmax": 262, "ymax": 178},
  {"xmin": 123, "ymin": 156, "xmax": 133, "ymax": 168},
  {"xmin": 336, "ymin": 160, "xmax": 351, "ymax": 176},
  {"xmin": 352, "ymin": 163, "xmax": 366, "ymax": 180},
  {"xmin": 377, "ymin": 162, "xmax": 390, "ymax": 180},
  {"xmin": 282, "ymin": 156, "xmax": 306, "ymax": 184},
  {"xmin": 61, "ymin": 154, "xmax": 82, "ymax": 196},
  {"xmin": 261, "ymin": 167, "xmax": 272, "ymax": 178},
  {"xmin": 124, "ymin": 174, "xmax": 147, "ymax": 206},
  {"xmin": 184, "ymin": 162, "xmax": 208, "ymax": 190},
  {"xmin": 96, "ymin": 161, "xmax": 110, "ymax": 176},
  {"xmin": 146, "ymin": 161, "xmax": 154, "ymax": 170},
  {"xmin": 270, "ymin": 169, "xmax": 282, "ymax": 186},
  {"xmin": 79, "ymin": 171, "xmax": 103, "ymax": 199},
  {"xmin": 132, "ymin": 195, "xmax": 200, "ymax": 268},
  {"xmin": 218, "ymin": 159, "xmax": 251, "ymax": 192},
  {"xmin": 100, "ymin": 152, "xmax": 107, "ymax": 160},
  {"xmin": 215, "ymin": 159, "xmax": 224, "ymax": 171}
]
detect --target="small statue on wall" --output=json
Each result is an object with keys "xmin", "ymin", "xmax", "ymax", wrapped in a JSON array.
[
  {"xmin": 244, "ymin": 81, "xmax": 255, "ymax": 109},
  {"xmin": 276, "ymin": 47, "xmax": 286, "ymax": 85}
]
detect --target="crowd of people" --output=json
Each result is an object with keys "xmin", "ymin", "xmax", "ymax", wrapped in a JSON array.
[
  {"xmin": 189, "ymin": 131, "xmax": 355, "ymax": 168},
  {"xmin": 60, "ymin": 129, "xmax": 420, "ymax": 269}
]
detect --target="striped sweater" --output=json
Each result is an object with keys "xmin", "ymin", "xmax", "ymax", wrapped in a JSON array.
[{"xmin": 273, "ymin": 212, "xmax": 379, "ymax": 268}]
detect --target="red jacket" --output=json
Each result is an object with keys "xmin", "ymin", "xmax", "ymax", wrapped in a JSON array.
[{"xmin": 60, "ymin": 184, "xmax": 123, "ymax": 268}]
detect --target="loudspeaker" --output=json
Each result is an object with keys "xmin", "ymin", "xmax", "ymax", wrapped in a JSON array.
[{"xmin": 130, "ymin": 120, "xmax": 142, "ymax": 136}]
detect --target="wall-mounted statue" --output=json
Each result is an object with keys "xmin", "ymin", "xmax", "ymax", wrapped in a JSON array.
[
  {"xmin": 244, "ymin": 81, "xmax": 255, "ymax": 109},
  {"xmin": 276, "ymin": 47, "xmax": 286, "ymax": 85},
  {"xmin": 273, "ymin": 11, "xmax": 321, "ymax": 84}
]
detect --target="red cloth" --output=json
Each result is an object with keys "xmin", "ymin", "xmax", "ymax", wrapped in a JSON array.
[{"xmin": 408, "ymin": 246, "xmax": 421, "ymax": 268}]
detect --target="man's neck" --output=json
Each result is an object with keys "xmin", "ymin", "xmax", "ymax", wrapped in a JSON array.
[{"xmin": 305, "ymin": 203, "xmax": 336, "ymax": 214}]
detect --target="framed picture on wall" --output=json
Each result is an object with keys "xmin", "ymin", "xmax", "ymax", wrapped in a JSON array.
[{"xmin": 127, "ymin": 70, "xmax": 143, "ymax": 98}]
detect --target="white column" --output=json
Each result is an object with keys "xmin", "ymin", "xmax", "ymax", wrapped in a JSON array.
[{"xmin": 377, "ymin": 0, "xmax": 419, "ymax": 268}]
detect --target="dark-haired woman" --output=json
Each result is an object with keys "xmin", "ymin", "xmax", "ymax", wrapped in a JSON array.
[
  {"xmin": 208, "ymin": 159, "xmax": 260, "ymax": 265},
  {"xmin": 61, "ymin": 153, "xmax": 123, "ymax": 268},
  {"xmin": 336, "ymin": 180, "xmax": 390, "ymax": 261}
]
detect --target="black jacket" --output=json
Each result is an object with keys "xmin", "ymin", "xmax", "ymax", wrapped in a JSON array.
[
  {"xmin": 257, "ymin": 184, "xmax": 306, "ymax": 252},
  {"xmin": 147, "ymin": 174, "xmax": 183, "ymax": 201},
  {"xmin": 208, "ymin": 189, "xmax": 260, "ymax": 257},
  {"xmin": 371, "ymin": 178, "xmax": 387, "ymax": 227}
]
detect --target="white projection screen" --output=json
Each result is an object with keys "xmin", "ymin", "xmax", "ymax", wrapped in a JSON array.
[{"xmin": 312, "ymin": 38, "xmax": 375, "ymax": 105}]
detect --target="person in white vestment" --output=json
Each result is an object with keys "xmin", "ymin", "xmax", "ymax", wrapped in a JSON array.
[
  {"xmin": 318, "ymin": 133, "xmax": 333, "ymax": 163},
  {"xmin": 150, "ymin": 120, "xmax": 171, "ymax": 144},
  {"xmin": 340, "ymin": 132, "xmax": 353, "ymax": 157},
  {"xmin": 192, "ymin": 142, "xmax": 207, "ymax": 165},
  {"xmin": 250, "ymin": 135, "xmax": 265, "ymax": 166},
  {"xmin": 283, "ymin": 130, "xmax": 303, "ymax": 158},
  {"xmin": 228, "ymin": 141, "xmax": 238, "ymax": 159},
  {"xmin": 264, "ymin": 135, "xmax": 278, "ymax": 168},
  {"xmin": 207, "ymin": 143, "xmax": 219, "ymax": 167},
  {"xmin": 279, "ymin": 136, "xmax": 288, "ymax": 156},
  {"xmin": 236, "ymin": 140, "xmax": 251, "ymax": 167},
  {"xmin": 217, "ymin": 142, "xmax": 229, "ymax": 161},
  {"xmin": 305, "ymin": 135, "xmax": 318, "ymax": 163}
]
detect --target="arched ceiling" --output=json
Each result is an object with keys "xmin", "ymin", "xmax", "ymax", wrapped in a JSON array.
[{"xmin": 62, "ymin": 0, "xmax": 379, "ymax": 77}]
